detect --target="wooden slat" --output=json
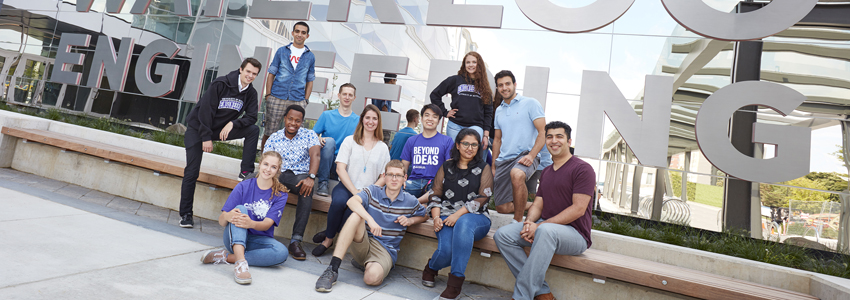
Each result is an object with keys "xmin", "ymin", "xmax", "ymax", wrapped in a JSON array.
[
  {"xmin": 1, "ymin": 126, "xmax": 819, "ymax": 300},
  {"xmin": 550, "ymin": 250, "xmax": 816, "ymax": 300}
]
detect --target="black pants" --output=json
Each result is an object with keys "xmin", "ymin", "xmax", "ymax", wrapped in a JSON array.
[
  {"xmin": 179, "ymin": 124, "xmax": 259, "ymax": 216},
  {"xmin": 279, "ymin": 170, "xmax": 313, "ymax": 242}
]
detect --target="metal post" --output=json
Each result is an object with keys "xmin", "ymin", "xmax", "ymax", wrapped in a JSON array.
[
  {"xmin": 619, "ymin": 145, "xmax": 631, "ymax": 208},
  {"xmin": 602, "ymin": 150, "xmax": 617, "ymax": 199},
  {"xmin": 682, "ymin": 151, "xmax": 691, "ymax": 201},
  {"xmin": 651, "ymin": 168, "xmax": 665, "ymax": 221},
  {"xmin": 839, "ymin": 119, "xmax": 850, "ymax": 252},
  {"xmin": 611, "ymin": 143, "xmax": 624, "ymax": 203},
  {"xmin": 631, "ymin": 165, "xmax": 643, "ymax": 214}
]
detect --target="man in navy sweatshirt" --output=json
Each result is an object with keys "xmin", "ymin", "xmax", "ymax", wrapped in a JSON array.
[{"xmin": 178, "ymin": 58, "xmax": 262, "ymax": 228}]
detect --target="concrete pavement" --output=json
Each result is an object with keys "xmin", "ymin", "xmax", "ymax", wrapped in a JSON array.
[{"xmin": 0, "ymin": 168, "xmax": 511, "ymax": 299}]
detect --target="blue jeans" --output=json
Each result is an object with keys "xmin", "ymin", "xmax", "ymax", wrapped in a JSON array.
[
  {"xmin": 318, "ymin": 137, "xmax": 337, "ymax": 184},
  {"xmin": 446, "ymin": 120, "xmax": 483, "ymax": 143},
  {"xmin": 428, "ymin": 213, "xmax": 491, "ymax": 277},
  {"xmin": 494, "ymin": 221, "xmax": 588, "ymax": 299},
  {"xmin": 325, "ymin": 184, "xmax": 354, "ymax": 239},
  {"xmin": 223, "ymin": 205, "xmax": 289, "ymax": 267},
  {"xmin": 404, "ymin": 178, "xmax": 432, "ymax": 198}
]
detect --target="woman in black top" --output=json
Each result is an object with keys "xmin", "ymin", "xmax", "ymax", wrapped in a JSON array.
[
  {"xmin": 430, "ymin": 51, "xmax": 494, "ymax": 149},
  {"xmin": 420, "ymin": 128, "xmax": 493, "ymax": 300}
]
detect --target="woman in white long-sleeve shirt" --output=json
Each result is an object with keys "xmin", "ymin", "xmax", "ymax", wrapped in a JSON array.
[{"xmin": 312, "ymin": 104, "xmax": 391, "ymax": 257}]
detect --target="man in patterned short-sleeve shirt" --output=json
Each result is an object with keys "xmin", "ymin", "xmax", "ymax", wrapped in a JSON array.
[{"xmin": 263, "ymin": 104, "xmax": 320, "ymax": 260}]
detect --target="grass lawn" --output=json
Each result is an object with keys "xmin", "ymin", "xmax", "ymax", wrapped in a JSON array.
[{"xmin": 692, "ymin": 183, "xmax": 723, "ymax": 208}]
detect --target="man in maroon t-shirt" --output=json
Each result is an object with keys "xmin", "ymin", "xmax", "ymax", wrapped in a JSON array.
[{"xmin": 494, "ymin": 121, "xmax": 596, "ymax": 300}]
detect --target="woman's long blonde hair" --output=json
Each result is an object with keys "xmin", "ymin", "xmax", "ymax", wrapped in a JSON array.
[
  {"xmin": 353, "ymin": 104, "xmax": 383, "ymax": 146},
  {"xmin": 257, "ymin": 151, "xmax": 289, "ymax": 197}
]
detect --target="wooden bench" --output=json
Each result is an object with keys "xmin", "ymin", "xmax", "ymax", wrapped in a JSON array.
[{"xmin": 1, "ymin": 126, "xmax": 819, "ymax": 300}]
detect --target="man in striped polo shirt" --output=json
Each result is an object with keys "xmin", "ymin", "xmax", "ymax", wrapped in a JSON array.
[{"xmin": 315, "ymin": 160, "xmax": 427, "ymax": 292}]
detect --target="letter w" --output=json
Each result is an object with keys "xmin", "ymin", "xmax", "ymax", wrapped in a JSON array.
[{"xmin": 574, "ymin": 71, "xmax": 672, "ymax": 168}]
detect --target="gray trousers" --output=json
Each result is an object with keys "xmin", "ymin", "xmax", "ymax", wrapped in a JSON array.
[
  {"xmin": 279, "ymin": 170, "xmax": 312, "ymax": 242},
  {"xmin": 494, "ymin": 221, "xmax": 588, "ymax": 300}
]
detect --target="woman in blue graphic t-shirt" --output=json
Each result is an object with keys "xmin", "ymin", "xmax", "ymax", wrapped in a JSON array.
[{"xmin": 200, "ymin": 151, "xmax": 290, "ymax": 285}]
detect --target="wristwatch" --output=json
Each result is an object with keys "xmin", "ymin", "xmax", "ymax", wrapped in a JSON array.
[{"xmin": 308, "ymin": 173, "xmax": 316, "ymax": 179}]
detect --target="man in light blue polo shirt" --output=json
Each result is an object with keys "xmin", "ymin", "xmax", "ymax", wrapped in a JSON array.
[{"xmin": 492, "ymin": 70, "xmax": 547, "ymax": 222}]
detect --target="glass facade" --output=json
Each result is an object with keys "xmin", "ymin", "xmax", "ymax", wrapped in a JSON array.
[{"xmin": 1, "ymin": 0, "xmax": 848, "ymax": 252}]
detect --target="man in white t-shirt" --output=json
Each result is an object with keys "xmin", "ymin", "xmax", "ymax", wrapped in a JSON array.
[{"xmin": 262, "ymin": 21, "xmax": 316, "ymax": 150}]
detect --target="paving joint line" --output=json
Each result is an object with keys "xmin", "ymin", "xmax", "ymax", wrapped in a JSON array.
[{"xmin": 0, "ymin": 248, "xmax": 216, "ymax": 290}]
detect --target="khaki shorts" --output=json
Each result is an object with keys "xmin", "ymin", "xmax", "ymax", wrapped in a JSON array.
[
  {"xmin": 350, "ymin": 225, "xmax": 393, "ymax": 278},
  {"xmin": 263, "ymin": 95, "xmax": 306, "ymax": 135}
]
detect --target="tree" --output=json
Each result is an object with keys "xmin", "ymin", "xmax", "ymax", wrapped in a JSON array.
[
  {"xmin": 804, "ymin": 172, "xmax": 847, "ymax": 201},
  {"xmin": 760, "ymin": 176, "xmax": 831, "ymax": 208}
]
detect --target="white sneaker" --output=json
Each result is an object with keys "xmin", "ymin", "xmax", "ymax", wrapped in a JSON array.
[
  {"xmin": 201, "ymin": 249, "xmax": 229, "ymax": 264},
  {"xmin": 234, "ymin": 259, "xmax": 252, "ymax": 284}
]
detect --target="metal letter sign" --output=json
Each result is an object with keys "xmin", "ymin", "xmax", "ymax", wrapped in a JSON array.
[
  {"xmin": 575, "ymin": 71, "xmax": 673, "ymax": 168},
  {"xmin": 516, "ymin": 0, "xmax": 634, "ymax": 33},
  {"xmin": 134, "ymin": 39, "xmax": 181, "ymax": 97},
  {"xmin": 661, "ymin": 0, "xmax": 818, "ymax": 41},
  {"xmin": 372, "ymin": 0, "xmax": 405, "ymax": 24},
  {"xmin": 327, "ymin": 0, "xmax": 351, "ymax": 22},
  {"xmin": 249, "ymin": 0, "xmax": 311, "ymax": 20},
  {"xmin": 350, "ymin": 53, "xmax": 408, "ymax": 130},
  {"xmin": 695, "ymin": 81, "xmax": 811, "ymax": 183},
  {"xmin": 181, "ymin": 43, "xmax": 211, "ymax": 102},
  {"xmin": 52, "ymin": 33, "xmax": 91, "ymax": 86},
  {"xmin": 87, "ymin": 37, "xmax": 134, "ymax": 91},
  {"xmin": 427, "ymin": 0, "xmax": 503, "ymax": 28}
]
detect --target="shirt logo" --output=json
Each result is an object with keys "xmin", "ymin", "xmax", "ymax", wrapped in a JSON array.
[
  {"xmin": 457, "ymin": 84, "xmax": 481, "ymax": 98},
  {"xmin": 218, "ymin": 98, "xmax": 243, "ymax": 111},
  {"xmin": 458, "ymin": 84, "xmax": 476, "ymax": 93},
  {"xmin": 245, "ymin": 198, "xmax": 272, "ymax": 219},
  {"xmin": 412, "ymin": 146, "xmax": 441, "ymax": 168},
  {"xmin": 290, "ymin": 55, "xmax": 300, "ymax": 64}
]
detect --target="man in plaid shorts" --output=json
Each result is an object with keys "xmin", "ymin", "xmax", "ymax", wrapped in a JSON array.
[{"xmin": 262, "ymin": 21, "xmax": 316, "ymax": 150}]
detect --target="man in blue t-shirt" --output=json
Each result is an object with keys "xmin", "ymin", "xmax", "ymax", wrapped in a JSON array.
[
  {"xmin": 313, "ymin": 83, "xmax": 360, "ymax": 196},
  {"xmin": 400, "ymin": 104, "xmax": 454, "ymax": 200},
  {"xmin": 371, "ymin": 73, "xmax": 397, "ymax": 112},
  {"xmin": 390, "ymin": 109, "xmax": 419, "ymax": 160}
]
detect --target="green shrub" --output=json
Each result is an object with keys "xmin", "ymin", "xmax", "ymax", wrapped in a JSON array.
[{"xmin": 593, "ymin": 214, "xmax": 849, "ymax": 278}]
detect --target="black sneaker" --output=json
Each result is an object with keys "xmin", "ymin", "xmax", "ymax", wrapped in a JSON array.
[
  {"xmin": 315, "ymin": 266, "xmax": 338, "ymax": 292},
  {"xmin": 179, "ymin": 214, "xmax": 194, "ymax": 228},
  {"xmin": 238, "ymin": 171, "xmax": 254, "ymax": 181}
]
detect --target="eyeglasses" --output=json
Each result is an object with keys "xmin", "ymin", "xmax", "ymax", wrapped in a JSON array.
[
  {"xmin": 386, "ymin": 173, "xmax": 405, "ymax": 180},
  {"xmin": 460, "ymin": 142, "xmax": 479, "ymax": 149}
]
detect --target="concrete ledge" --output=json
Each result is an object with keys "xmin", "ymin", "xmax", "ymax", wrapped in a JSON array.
[
  {"xmin": 0, "ymin": 110, "xmax": 247, "ymax": 174},
  {"xmin": 10, "ymin": 140, "xmax": 695, "ymax": 299},
  {"xmin": 4, "ymin": 110, "xmax": 849, "ymax": 299}
]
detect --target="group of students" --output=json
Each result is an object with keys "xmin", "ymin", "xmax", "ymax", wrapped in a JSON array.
[{"xmin": 178, "ymin": 21, "xmax": 597, "ymax": 300}]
